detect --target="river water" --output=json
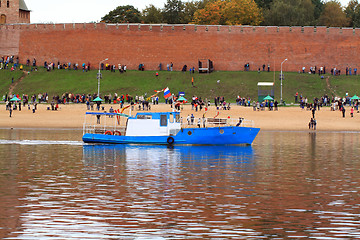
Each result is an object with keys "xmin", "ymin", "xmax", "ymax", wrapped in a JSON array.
[{"xmin": 0, "ymin": 129, "xmax": 360, "ymax": 239}]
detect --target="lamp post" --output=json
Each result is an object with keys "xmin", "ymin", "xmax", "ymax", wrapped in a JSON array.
[
  {"xmin": 97, "ymin": 58, "xmax": 108, "ymax": 97},
  {"xmin": 280, "ymin": 58, "xmax": 287, "ymax": 104}
]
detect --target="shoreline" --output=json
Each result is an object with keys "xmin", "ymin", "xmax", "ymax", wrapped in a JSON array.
[{"xmin": 1, "ymin": 103, "xmax": 359, "ymax": 132}]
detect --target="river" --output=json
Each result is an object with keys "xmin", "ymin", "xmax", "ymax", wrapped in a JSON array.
[{"xmin": 0, "ymin": 129, "xmax": 359, "ymax": 239}]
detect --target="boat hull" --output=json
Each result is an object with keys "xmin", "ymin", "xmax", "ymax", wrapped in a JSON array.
[{"xmin": 82, "ymin": 126, "xmax": 260, "ymax": 145}]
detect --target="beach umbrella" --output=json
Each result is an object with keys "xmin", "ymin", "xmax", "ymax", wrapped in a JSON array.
[
  {"xmin": 350, "ymin": 95, "xmax": 359, "ymax": 100},
  {"xmin": 263, "ymin": 95, "xmax": 274, "ymax": 101},
  {"xmin": 92, "ymin": 97, "xmax": 103, "ymax": 102},
  {"xmin": 10, "ymin": 96, "xmax": 21, "ymax": 101}
]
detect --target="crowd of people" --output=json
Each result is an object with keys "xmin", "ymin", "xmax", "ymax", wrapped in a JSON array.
[{"xmin": 2, "ymin": 56, "xmax": 360, "ymax": 127}]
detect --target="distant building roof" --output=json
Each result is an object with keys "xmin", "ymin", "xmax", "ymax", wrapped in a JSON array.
[
  {"xmin": 257, "ymin": 82, "xmax": 274, "ymax": 86},
  {"xmin": 19, "ymin": 0, "xmax": 30, "ymax": 11}
]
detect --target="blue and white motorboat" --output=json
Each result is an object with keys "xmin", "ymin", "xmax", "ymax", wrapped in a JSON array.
[{"xmin": 82, "ymin": 111, "xmax": 260, "ymax": 145}]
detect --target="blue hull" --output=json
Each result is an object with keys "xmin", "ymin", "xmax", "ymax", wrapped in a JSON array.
[{"xmin": 83, "ymin": 126, "xmax": 260, "ymax": 145}]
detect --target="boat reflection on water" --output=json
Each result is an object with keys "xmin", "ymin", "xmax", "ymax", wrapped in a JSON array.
[{"xmin": 82, "ymin": 144, "xmax": 255, "ymax": 167}]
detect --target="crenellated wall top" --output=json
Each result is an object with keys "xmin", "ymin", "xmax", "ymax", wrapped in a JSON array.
[{"xmin": 0, "ymin": 23, "xmax": 359, "ymax": 35}]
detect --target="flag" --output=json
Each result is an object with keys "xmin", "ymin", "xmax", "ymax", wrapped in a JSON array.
[{"xmin": 164, "ymin": 87, "xmax": 171, "ymax": 99}]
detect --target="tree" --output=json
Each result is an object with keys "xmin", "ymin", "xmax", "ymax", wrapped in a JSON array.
[
  {"xmin": 263, "ymin": 0, "xmax": 315, "ymax": 26},
  {"xmin": 142, "ymin": 5, "xmax": 163, "ymax": 23},
  {"xmin": 101, "ymin": 5, "xmax": 142, "ymax": 23},
  {"xmin": 318, "ymin": 1, "xmax": 348, "ymax": 27},
  {"xmin": 312, "ymin": 0, "xmax": 324, "ymax": 20},
  {"xmin": 193, "ymin": 0, "xmax": 263, "ymax": 25},
  {"xmin": 162, "ymin": 0, "xmax": 185, "ymax": 24},
  {"xmin": 345, "ymin": 0, "xmax": 360, "ymax": 27},
  {"xmin": 255, "ymin": 0, "xmax": 273, "ymax": 9},
  {"xmin": 193, "ymin": 0, "xmax": 227, "ymax": 25},
  {"xmin": 183, "ymin": 1, "xmax": 202, "ymax": 23}
]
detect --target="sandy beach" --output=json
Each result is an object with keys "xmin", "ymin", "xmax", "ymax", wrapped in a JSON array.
[{"xmin": 1, "ymin": 103, "xmax": 359, "ymax": 131}]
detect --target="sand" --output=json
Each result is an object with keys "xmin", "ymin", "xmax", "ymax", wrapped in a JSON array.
[{"xmin": 1, "ymin": 103, "xmax": 359, "ymax": 131}]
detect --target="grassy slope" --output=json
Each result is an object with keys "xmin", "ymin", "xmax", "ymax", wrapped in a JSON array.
[
  {"xmin": 1, "ymin": 66, "xmax": 360, "ymax": 102},
  {"xmin": 0, "ymin": 70, "xmax": 24, "ymax": 95}
]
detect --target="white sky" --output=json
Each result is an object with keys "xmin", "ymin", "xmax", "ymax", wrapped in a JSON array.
[{"xmin": 27, "ymin": 0, "xmax": 352, "ymax": 24}]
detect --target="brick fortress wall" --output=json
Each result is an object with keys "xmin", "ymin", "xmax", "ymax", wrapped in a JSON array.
[{"xmin": 0, "ymin": 23, "xmax": 360, "ymax": 72}]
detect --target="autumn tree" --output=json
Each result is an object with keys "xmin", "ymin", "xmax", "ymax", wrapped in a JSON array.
[
  {"xmin": 193, "ymin": 0, "xmax": 263, "ymax": 25},
  {"xmin": 318, "ymin": 1, "xmax": 348, "ymax": 27},
  {"xmin": 193, "ymin": 0, "xmax": 227, "ymax": 25},
  {"xmin": 101, "ymin": 5, "xmax": 142, "ymax": 23},
  {"xmin": 142, "ymin": 5, "xmax": 163, "ymax": 23}
]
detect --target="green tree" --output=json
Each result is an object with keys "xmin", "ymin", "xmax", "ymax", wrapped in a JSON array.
[
  {"xmin": 255, "ymin": 0, "xmax": 273, "ymax": 9},
  {"xmin": 162, "ymin": 0, "xmax": 185, "ymax": 24},
  {"xmin": 183, "ymin": 1, "xmax": 201, "ymax": 23},
  {"xmin": 101, "ymin": 5, "xmax": 142, "ymax": 23},
  {"xmin": 312, "ymin": 0, "xmax": 324, "ymax": 20},
  {"xmin": 318, "ymin": 1, "xmax": 348, "ymax": 27},
  {"xmin": 142, "ymin": 5, "xmax": 163, "ymax": 23},
  {"xmin": 345, "ymin": 0, "xmax": 360, "ymax": 27},
  {"xmin": 263, "ymin": 0, "xmax": 315, "ymax": 26}
]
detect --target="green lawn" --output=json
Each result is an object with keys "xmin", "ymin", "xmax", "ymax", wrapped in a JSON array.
[{"xmin": 2, "ymin": 66, "xmax": 360, "ymax": 103}]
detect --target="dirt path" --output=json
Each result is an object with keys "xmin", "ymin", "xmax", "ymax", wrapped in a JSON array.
[
  {"xmin": 325, "ymin": 76, "xmax": 337, "ymax": 96},
  {"xmin": 8, "ymin": 71, "xmax": 27, "ymax": 95}
]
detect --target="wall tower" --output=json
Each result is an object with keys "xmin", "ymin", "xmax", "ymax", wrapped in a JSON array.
[{"xmin": 0, "ymin": 0, "xmax": 30, "ymax": 24}]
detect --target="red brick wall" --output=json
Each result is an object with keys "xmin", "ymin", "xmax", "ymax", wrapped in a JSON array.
[
  {"xmin": 1, "ymin": 23, "xmax": 360, "ymax": 72},
  {"xmin": 0, "ymin": 24, "xmax": 20, "ymax": 55}
]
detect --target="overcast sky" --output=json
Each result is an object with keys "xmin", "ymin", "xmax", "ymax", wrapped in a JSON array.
[{"xmin": 26, "ymin": 0, "xmax": 351, "ymax": 24}]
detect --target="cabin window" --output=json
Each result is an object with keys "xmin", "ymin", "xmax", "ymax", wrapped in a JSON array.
[
  {"xmin": 137, "ymin": 115, "xmax": 152, "ymax": 119},
  {"xmin": 169, "ymin": 113, "xmax": 174, "ymax": 123},
  {"xmin": 175, "ymin": 114, "xmax": 180, "ymax": 123},
  {"xmin": 160, "ymin": 115, "xmax": 167, "ymax": 126}
]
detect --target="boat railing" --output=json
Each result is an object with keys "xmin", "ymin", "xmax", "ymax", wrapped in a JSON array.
[
  {"xmin": 181, "ymin": 117, "xmax": 254, "ymax": 128},
  {"xmin": 83, "ymin": 112, "xmax": 128, "ymax": 136}
]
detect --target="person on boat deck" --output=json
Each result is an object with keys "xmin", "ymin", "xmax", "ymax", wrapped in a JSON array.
[
  {"xmin": 187, "ymin": 115, "xmax": 190, "ymax": 125},
  {"xmin": 109, "ymin": 107, "xmax": 114, "ymax": 117},
  {"xmin": 197, "ymin": 118, "xmax": 201, "ymax": 128},
  {"xmin": 190, "ymin": 114, "xmax": 195, "ymax": 125},
  {"xmin": 96, "ymin": 114, "xmax": 101, "ymax": 124},
  {"xmin": 236, "ymin": 117, "xmax": 244, "ymax": 127},
  {"xmin": 202, "ymin": 116, "xmax": 206, "ymax": 128}
]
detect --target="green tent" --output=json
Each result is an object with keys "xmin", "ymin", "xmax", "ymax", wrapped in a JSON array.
[
  {"xmin": 263, "ymin": 95, "xmax": 274, "ymax": 101},
  {"xmin": 350, "ymin": 95, "xmax": 359, "ymax": 100},
  {"xmin": 10, "ymin": 96, "xmax": 21, "ymax": 101},
  {"xmin": 92, "ymin": 97, "xmax": 103, "ymax": 102},
  {"xmin": 177, "ymin": 96, "xmax": 187, "ymax": 102}
]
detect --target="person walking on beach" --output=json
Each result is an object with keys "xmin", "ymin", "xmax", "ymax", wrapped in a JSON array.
[
  {"xmin": 312, "ymin": 107, "xmax": 316, "ymax": 118},
  {"xmin": 9, "ymin": 106, "xmax": 12, "ymax": 117},
  {"xmin": 351, "ymin": 107, "xmax": 354, "ymax": 117},
  {"xmin": 342, "ymin": 106, "xmax": 346, "ymax": 118}
]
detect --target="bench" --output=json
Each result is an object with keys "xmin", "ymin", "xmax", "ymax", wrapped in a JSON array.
[
  {"xmin": 95, "ymin": 129, "xmax": 105, "ymax": 134},
  {"xmin": 207, "ymin": 118, "xmax": 227, "ymax": 125}
]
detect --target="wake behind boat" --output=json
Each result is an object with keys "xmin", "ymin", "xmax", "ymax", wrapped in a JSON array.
[{"xmin": 82, "ymin": 110, "xmax": 260, "ymax": 145}]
